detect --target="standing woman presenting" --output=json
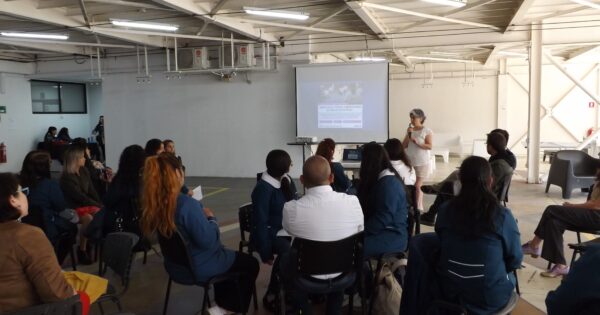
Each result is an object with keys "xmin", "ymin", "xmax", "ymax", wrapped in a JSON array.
[{"xmin": 403, "ymin": 109, "xmax": 432, "ymax": 210}]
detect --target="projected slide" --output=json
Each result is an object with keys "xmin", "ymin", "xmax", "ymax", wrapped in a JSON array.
[{"xmin": 296, "ymin": 63, "xmax": 388, "ymax": 143}]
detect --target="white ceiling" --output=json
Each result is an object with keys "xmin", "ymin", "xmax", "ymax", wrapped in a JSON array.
[{"xmin": 0, "ymin": 0, "xmax": 600, "ymax": 67}]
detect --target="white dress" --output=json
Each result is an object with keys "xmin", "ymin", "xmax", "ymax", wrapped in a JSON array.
[{"xmin": 406, "ymin": 127, "xmax": 433, "ymax": 167}]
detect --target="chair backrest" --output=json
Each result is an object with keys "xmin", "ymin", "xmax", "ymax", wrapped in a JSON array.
[
  {"xmin": 101, "ymin": 232, "xmax": 139, "ymax": 288},
  {"xmin": 238, "ymin": 203, "xmax": 253, "ymax": 241},
  {"xmin": 157, "ymin": 229, "xmax": 194, "ymax": 271},
  {"xmin": 496, "ymin": 174, "xmax": 513, "ymax": 204},
  {"xmin": 7, "ymin": 295, "xmax": 82, "ymax": 315},
  {"xmin": 292, "ymin": 232, "xmax": 363, "ymax": 276},
  {"xmin": 555, "ymin": 150, "xmax": 599, "ymax": 176}
]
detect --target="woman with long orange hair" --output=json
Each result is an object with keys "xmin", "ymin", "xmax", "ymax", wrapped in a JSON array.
[{"xmin": 141, "ymin": 153, "xmax": 258, "ymax": 314}]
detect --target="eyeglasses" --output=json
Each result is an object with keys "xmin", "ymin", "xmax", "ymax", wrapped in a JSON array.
[{"xmin": 19, "ymin": 187, "xmax": 29, "ymax": 196}]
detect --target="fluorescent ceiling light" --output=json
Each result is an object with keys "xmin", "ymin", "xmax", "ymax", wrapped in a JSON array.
[
  {"xmin": 571, "ymin": 0, "xmax": 600, "ymax": 10},
  {"xmin": 244, "ymin": 7, "xmax": 309, "ymax": 20},
  {"xmin": 354, "ymin": 56, "xmax": 387, "ymax": 61},
  {"xmin": 407, "ymin": 56, "xmax": 478, "ymax": 63},
  {"xmin": 421, "ymin": 0, "xmax": 467, "ymax": 8},
  {"xmin": 0, "ymin": 32, "xmax": 68, "ymax": 40},
  {"xmin": 497, "ymin": 51, "xmax": 528, "ymax": 57},
  {"xmin": 111, "ymin": 20, "xmax": 179, "ymax": 31}
]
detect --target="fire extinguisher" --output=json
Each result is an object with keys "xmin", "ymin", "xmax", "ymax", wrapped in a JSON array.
[{"xmin": 0, "ymin": 142, "xmax": 6, "ymax": 164}]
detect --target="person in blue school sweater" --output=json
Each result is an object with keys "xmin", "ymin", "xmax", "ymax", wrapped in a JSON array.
[
  {"xmin": 546, "ymin": 243, "xmax": 600, "ymax": 314},
  {"xmin": 141, "ymin": 153, "xmax": 259, "ymax": 314},
  {"xmin": 435, "ymin": 156, "xmax": 522, "ymax": 315},
  {"xmin": 315, "ymin": 138, "xmax": 352, "ymax": 193},
  {"xmin": 251, "ymin": 149, "xmax": 298, "ymax": 311},
  {"xmin": 356, "ymin": 142, "xmax": 408, "ymax": 259}
]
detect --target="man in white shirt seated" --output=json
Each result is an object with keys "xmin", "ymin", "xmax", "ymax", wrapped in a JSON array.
[{"xmin": 281, "ymin": 155, "xmax": 364, "ymax": 315}]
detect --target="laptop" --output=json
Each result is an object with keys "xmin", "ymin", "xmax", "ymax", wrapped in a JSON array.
[{"xmin": 343, "ymin": 148, "xmax": 362, "ymax": 162}]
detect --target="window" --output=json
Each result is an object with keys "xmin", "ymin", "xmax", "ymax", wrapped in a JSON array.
[{"xmin": 31, "ymin": 80, "xmax": 87, "ymax": 114}]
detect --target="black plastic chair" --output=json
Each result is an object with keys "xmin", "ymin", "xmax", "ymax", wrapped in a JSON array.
[
  {"xmin": 405, "ymin": 185, "xmax": 420, "ymax": 236},
  {"xmin": 545, "ymin": 150, "xmax": 600, "ymax": 199},
  {"xmin": 158, "ymin": 230, "xmax": 249, "ymax": 315},
  {"xmin": 6, "ymin": 295, "xmax": 82, "ymax": 315},
  {"xmin": 497, "ymin": 174, "xmax": 513, "ymax": 207},
  {"xmin": 280, "ymin": 232, "xmax": 366, "ymax": 315},
  {"xmin": 21, "ymin": 205, "xmax": 77, "ymax": 271},
  {"xmin": 96, "ymin": 232, "xmax": 139, "ymax": 315},
  {"xmin": 238, "ymin": 202, "xmax": 254, "ymax": 255}
]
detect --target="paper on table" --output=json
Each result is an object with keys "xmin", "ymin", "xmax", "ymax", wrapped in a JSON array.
[{"xmin": 192, "ymin": 186, "xmax": 203, "ymax": 201}]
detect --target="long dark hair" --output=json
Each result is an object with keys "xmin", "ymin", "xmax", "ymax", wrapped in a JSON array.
[
  {"xmin": 316, "ymin": 138, "xmax": 335, "ymax": 161},
  {"xmin": 0, "ymin": 173, "xmax": 21, "ymax": 223},
  {"xmin": 449, "ymin": 156, "xmax": 500, "ymax": 237},
  {"xmin": 145, "ymin": 139, "xmax": 163, "ymax": 156},
  {"xmin": 20, "ymin": 150, "xmax": 51, "ymax": 189},
  {"xmin": 112, "ymin": 145, "xmax": 146, "ymax": 190},
  {"xmin": 384, "ymin": 138, "xmax": 412, "ymax": 168},
  {"xmin": 265, "ymin": 149, "xmax": 294, "ymax": 201},
  {"xmin": 357, "ymin": 142, "xmax": 402, "ymax": 218}
]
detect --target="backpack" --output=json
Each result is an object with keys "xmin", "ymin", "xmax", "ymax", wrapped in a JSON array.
[{"xmin": 372, "ymin": 258, "xmax": 405, "ymax": 315}]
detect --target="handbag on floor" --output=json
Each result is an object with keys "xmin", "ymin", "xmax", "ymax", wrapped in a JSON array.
[{"xmin": 372, "ymin": 259, "xmax": 404, "ymax": 315}]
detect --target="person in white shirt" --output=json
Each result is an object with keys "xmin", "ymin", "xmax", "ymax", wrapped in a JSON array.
[
  {"xmin": 282, "ymin": 155, "xmax": 364, "ymax": 315},
  {"xmin": 403, "ymin": 108, "xmax": 433, "ymax": 210},
  {"xmin": 384, "ymin": 138, "xmax": 416, "ymax": 186}
]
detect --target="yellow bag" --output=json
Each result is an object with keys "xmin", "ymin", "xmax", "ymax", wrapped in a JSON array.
[{"xmin": 63, "ymin": 271, "xmax": 108, "ymax": 303}]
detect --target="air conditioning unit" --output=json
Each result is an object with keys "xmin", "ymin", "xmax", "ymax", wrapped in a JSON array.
[
  {"xmin": 237, "ymin": 44, "xmax": 256, "ymax": 67},
  {"xmin": 177, "ymin": 47, "xmax": 210, "ymax": 69}
]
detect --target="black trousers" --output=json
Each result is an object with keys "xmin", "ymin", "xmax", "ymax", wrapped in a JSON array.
[
  {"xmin": 214, "ymin": 252, "xmax": 260, "ymax": 313},
  {"xmin": 534, "ymin": 205, "xmax": 600, "ymax": 265}
]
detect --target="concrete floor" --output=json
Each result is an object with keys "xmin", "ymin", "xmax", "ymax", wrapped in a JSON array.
[{"xmin": 81, "ymin": 156, "xmax": 588, "ymax": 315}]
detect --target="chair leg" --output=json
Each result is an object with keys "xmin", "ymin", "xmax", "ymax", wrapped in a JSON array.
[
  {"xmin": 143, "ymin": 249, "xmax": 148, "ymax": 265},
  {"xmin": 97, "ymin": 244, "xmax": 103, "ymax": 275},
  {"xmin": 369, "ymin": 259, "xmax": 385, "ymax": 315},
  {"xmin": 547, "ymin": 261, "xmax": 552, "ymax": 270},
  {"xmin": 163, "ymin": 279, "xmax": 172, "ymax": 315},
  {"xmin": 570, "ymin": 250, "xmax": 579, "ymax": 267},
  {"xmin": 253, "ymin": 283, "xmax": 258, "ymax": 310},
  {"xmin": 70, "ymin": 246, "xmax": 77, "ymax": 271},
  {"xmin": 348, "ymin": 292, "xmax": 354, "ymax": 315},
  {"xmin": 514, "ymin": 270, "xmax": 521, "ymax": 296},
  {"xmin": 98, "ymin": 301, "xmax": 105, "ymax": 315},
  {"xmin": 201, "ymin": 285, "xmax": 210, "ymax": 313}
]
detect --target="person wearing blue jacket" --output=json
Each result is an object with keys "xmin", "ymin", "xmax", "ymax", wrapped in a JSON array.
[
  {"xmin": 19, "ymin": 150, "xmax": 77, "ymax": 264},
  {"xmin": 435, "ymin": 156, "xmax": 522, "ymax": 315},
  {"xmin": 251, "ymin": 149, "xmax": 297, "ymax": 311},
  {"xmin": 141, "ymin": 153, "xmax": 259, "ymax": 314},
  {"xmin": 357, "ymin": 142, "xmax": 408, "ymax": 259},
  {"xmin": 546, "ymin": 243, "xmax": 600, "ymax": 314},
  {"xmin": 315, "ymin": 138, "xmax": 352, "ymax": 193}
]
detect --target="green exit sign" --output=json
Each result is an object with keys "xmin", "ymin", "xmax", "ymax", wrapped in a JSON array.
[{"xmin": 0, "ymin": 106, "xmax": 5, "ymax": 114}]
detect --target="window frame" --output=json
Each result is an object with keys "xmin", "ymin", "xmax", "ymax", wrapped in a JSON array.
[{"xmin": 30, "ymin": 79, "xmax": 88, "ymax": 114}]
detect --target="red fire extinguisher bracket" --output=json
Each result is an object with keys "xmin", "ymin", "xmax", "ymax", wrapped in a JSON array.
[{"xmin": 0, "ymin": 142, "xmax": 7, "ymax": 164}]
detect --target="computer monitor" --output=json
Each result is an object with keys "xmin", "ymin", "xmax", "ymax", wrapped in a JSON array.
[{"xmin": 343, "ymin": 148, "xmax": 362, "ymax": 162}]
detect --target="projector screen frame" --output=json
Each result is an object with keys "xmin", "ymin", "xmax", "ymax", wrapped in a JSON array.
[{"xmin": 294, "ymin": 62, "xmax": 390, "ymax": 144}]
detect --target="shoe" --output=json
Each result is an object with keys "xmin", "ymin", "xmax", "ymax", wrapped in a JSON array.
[
  {"xmin": 420, "ymin": 212, "xmax": 436, "ymax": 226},
  {"xmin": 521, "ymin": 242, "xmax": 541, "ymax": 258},
  {"xmin": 541, "ymin": 265, "xmax": 569, "ymax": 278},
  {"xmin": 421, "ymin": 185, "xmax": 439, "ymax": 195},
  {"xmin": 77, "ymin": 249, "xmax": 93, "ymax": 265}
]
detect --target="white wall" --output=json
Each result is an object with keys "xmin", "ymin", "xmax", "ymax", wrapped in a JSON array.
[
  {"xmin": 0, "ymin": 73, "xmax": 98, "ymax": 172},
  {"xmin": 101, "ymin": 63, "xmax": 302, "ymax": 178}
]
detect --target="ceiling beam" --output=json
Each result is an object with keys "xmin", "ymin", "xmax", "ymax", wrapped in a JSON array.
[
  {"xmin": 394, "ymin": 0, "xmax": 497, "ymax": 33},
  {"xmin": 523, "ymin": 6, "xmax": 588, "ymax": 24},
  {"xmin": 566, "ymin": 45, "xmax": 600, "ymax": 62},
  {"xmin": 209, "ymin": 0, "xmax": 229, "ymax": 16},
  {"xmin": 483, "ymin": 45, "xmax": 502, "ymax": 68},
  {"xmin": 92, "ymin": 26, "xmax": 256, "ymax": 43},
  {"xmin": 152, "ymin": 0, "xmax": 277, "ymax": 42},
  {"xmin": 393, "ymin": 49, "xmax": 413, "ymax": 68},
  {"xmin": 345, "ymin": 1, "xmax": 387, "ymax": 39},
  {"xmin": 360, "ymin": 2, "xmax": 501, "ymax": 31},
  {"xmin": 286, "ymin": 5, "xmax": 348, "ymax": 39},
  {"xmin": 504, "ymin": 0, "xmax": 536, "ymax": 33},
  {"xmin": 236, "ymin": 18, "xmax": 367, "ymax": 36},
  {"xmin": 0, "ymin": 39, "xmax": 89, "ymax": 55},
  {"xmin": 0, "ymin": 0, "xmax": 167, "ymax": 47}
]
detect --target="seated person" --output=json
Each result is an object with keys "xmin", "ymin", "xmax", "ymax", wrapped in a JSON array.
[
  {"xmin": 421, "ymin": 132, "xmax": 513, "ymax": 225},
  {"xmin": 19, "ymin": 151, "xmax": 77, "ymax": 263},
  {"xmin": 44, "ymin": 126, "xmax": 57, "ymax": 144},
  {"xmin": 60, "ymin": 147, "xmax": 102, "ymax": 265},
  {"xmin": 103, "ymin": 145, "xmax": 146, "ymax": 237},
  {"xmin": 546, "ymin": 244, "xmax": 600, "ymax": 314},
  {"xmin": 57, "ymin": 127, "xmax": 73, "ymax": 143},
  {"xmin": 384, "ymin": 138, "xmax": 416, "ymax": 186},
  {"xmin": 0, "ymin": 173, "xmax": 77, "ymax": 313},
  {"xmin": 141, "ymin": 153, "xmax": 259, "ymax": 314},
  {"xmin": 251, "ymin": 149, "xmax": 297, "ymax": 311},
  {"xmin": 488, "ymin": 129, "xmax": 516, "ymax": 169},
  {"xmin": 145, "ymin": 138, "xmax": 164, "ymax": 156},
  {"xmin": 315, "ymin": 138, "xmax": 351, "ymax": 193},
  {"xmin": 522, "ymin": 169, "xmax": 600, "ymax": 277},
  {"xmin": 72, "ymin": 138, "xmax": 112, "ymax": 198},
  {"xmin": 435, "ymin": 156, "xmax": 522, "ymax": 314},
  {"xmin": 281, "ymin": 156, "xmax": 364, "ymax": 314},
  {"xmin": 357, "ymin": 142, "xmax": 408, "ymax": 259}
]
